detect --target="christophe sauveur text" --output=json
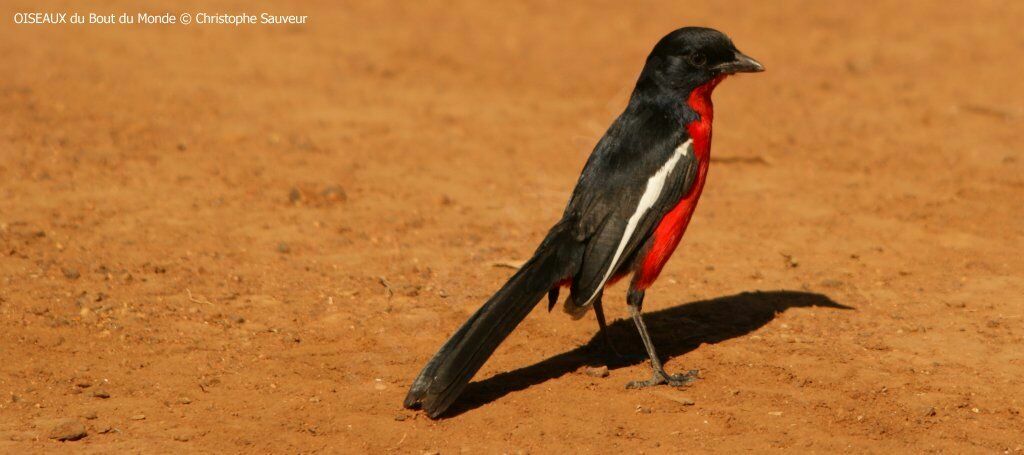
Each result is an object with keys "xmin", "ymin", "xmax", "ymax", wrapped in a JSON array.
[{"xmin": 13, "ymin": 12, "xmax": 309, "ymax": 25}]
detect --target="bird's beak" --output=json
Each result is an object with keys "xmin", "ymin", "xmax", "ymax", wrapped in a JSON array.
[{"xmin": 713, "ymin": 50, "xmax": 764, "ymax": 74}]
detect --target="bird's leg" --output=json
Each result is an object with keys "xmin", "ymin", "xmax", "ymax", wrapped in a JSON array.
[
  {"xmin": 592, "ymin": 293, "xmax": 624, "ymax": 362},
  {"xmin": 625, "ymin": 289, "xmax": 699, "ymax": 389}
]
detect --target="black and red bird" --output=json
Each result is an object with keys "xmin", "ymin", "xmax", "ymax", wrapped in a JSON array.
[{"xmin": 405, "ymin": 27, "xmax": 764, "ymax": 418}]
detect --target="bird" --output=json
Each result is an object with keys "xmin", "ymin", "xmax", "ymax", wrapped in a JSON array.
[{"xmin": 404, "ymin": 26, "xmax": 764, "ymax": 418}]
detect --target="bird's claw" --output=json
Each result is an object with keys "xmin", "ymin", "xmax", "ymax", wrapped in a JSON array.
[{"xmin": 625, "ymin": 369, "xmax": 699, "ymax": 389}]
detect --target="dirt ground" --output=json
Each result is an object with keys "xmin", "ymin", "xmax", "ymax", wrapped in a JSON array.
[{"xmin": 2, "ymin": 0, "xmax": 1023, "ymax": 453}]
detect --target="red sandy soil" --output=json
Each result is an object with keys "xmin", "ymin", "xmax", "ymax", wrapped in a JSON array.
[{"xmin": 2, "ymin": 0, "xmax": 1023, "ymax": 452}]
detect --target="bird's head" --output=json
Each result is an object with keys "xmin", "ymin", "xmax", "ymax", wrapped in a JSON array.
[{"xmin": 638, "ymin": 27, "xmax": 763, "ymax": 96}]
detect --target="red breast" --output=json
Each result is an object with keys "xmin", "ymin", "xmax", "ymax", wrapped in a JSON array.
[{"xmin": 630, "ymin": 76, "xmax": 724, "ymax": 290}]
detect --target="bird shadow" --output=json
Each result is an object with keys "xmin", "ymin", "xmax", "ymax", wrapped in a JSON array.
[{"xmin": 445, "ymin": 290, "xmax": 852, "ymax": 417}]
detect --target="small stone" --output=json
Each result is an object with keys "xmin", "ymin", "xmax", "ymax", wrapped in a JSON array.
[
  {"xmin": 79, "ymin": 307, "xmax": 97, "ymax": 323},
  {"xmin": 276, "ymin": 242, "xmax": 291, "ymax": 254},
  {"xmin": 75, "ymin": 379, "xmax": 92, "ymax": 388},
  {"xmin": 48, "ymin": 419, "xmax": 87, "ymax": 441},
  {"xmin": 394, "ymin": 414, "xmax": 408, "ymax": 422},
  {"xmin": 655, "ymin": 391, "xmax": 695, "ymax": 406},
  {"xmin": 400, "ymin": 284, "xmax": 423, "ymax": 297},
  {"xmin": 177, "ymin": 396, "xmax": 192, "ymax": 405},
  {"xmin": 173, "ymin": 432, "xmax": 192, "ymax": 442},
  {"xmin": 846, "ymin": 58, "xmax": 872, "ymax": 74},
  {"xmin": 92, "ymin": 389, "xmax": 110, "ymax": 399},
  {"xmin": 199, "ymin": 377, "xmax": 222, "ymax": 391},
  {"xmin": 288, "ymin": 187, "xmax": 302, "ymax": 204},
  {"xmin": 62, "ymin": 268, "xmax": 81, "ymax": 280},
  {"xmin": 635, "ymin": 405, "xmax": 652, "ymax": 414},
  {"xmin": 781, "ymin": 254, "xmax": 799, "ymax": 268},
  {"xmin": 922, "ymin": 406, "xmax": 937, "ymax": 417},
  {"xmin": 321, "ymin": 185, "xmax": 347, "ymax": 202},
  {"xmin": 81, "ymin": 410, "xmax": 98, "ymax": 420},
  {"xmin": 584, "ymin": 366, "xmax": 609, "ymax": 378},
  {"xmin": 820, "ymin": 279, "xmax": 844, "ymax": 288},
  {"xmin": 130, "ymin": 414, "xmax": 146, "ymax": 421},
  {"xmin": 768, "ymin": 411, "xmax": 783, "ymax": 416}
]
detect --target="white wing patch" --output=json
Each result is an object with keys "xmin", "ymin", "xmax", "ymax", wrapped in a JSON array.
[{"xmin": 581, "ymin": 139, "xmax": 693, "ymax": 307}]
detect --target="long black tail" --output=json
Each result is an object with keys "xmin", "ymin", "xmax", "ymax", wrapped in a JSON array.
[{"xmin": 404, "ymin": 221, "xmax": 582, "ymax": 418}]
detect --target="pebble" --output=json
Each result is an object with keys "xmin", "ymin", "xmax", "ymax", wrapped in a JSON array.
[
  {"xmin": 321, "ymin": 185, "xmax": 347, "ymax": 202},
  {"xmin": 92, "ymin": 389, "xmax": 110, "ymax": 399},
  {"xmin": 820, "ymin": 279, "xmax": 844, "ymax": 288},
  {"xmin": 62, "ymin": 268, "xmax": 81, "ymax": 280},
  {"xmin": 178, "ymin": 396, "xmax": 192, "ymax": 405},
  {"xmin": 768, "ymin": 411, "xmax": 783, "ymax": 416},
  {"xmin": 584, "ymin": 366, "xmax": 609, "ymax": 378},
  {"xmin": 394, "ymin": 414, "xmax": 408, "ymax": 422},
  {"xmin": 173, "ymin": 432, "xmax": 192, "ymax": 442},
  {"xmin": 276, "ymin": 242, "xmax": 291, "ymax": 254},
  {"xmin": 201, "ymin": 377, "xmax": 223, "ymax": 389},
  {"xmin": 654, "ymin": 391, "xmax": 695, "ymax": 407},
  {"xmin": 48, "ymin": 419, "xmax": 87, "ymax": 441},
  {"xmin": 781, "ymin": 253, "xmax": 799, "ymax": 268},
  {"xmin": 130, "ymin": 414, "xmax": 146, "ymax": 421},
  {"xmin": 922, "ymin": 406, "xmax": 937, "ymax": 417},
  {"xmin": 81, "ymin": 410, "xmax": 98, "ymax": 420},
  {"xmin": 79, "ymin": 307, "xmax": 97, "ymax": 323}
]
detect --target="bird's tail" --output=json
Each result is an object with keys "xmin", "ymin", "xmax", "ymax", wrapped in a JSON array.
[{"xmin": 403, "ymin": 221, "xmax": 582, "ymax": 418}]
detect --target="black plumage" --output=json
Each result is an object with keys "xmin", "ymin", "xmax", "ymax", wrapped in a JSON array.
[{"xmin": 405, "ymin": 27, "xmax": 763, "ymax": 418}]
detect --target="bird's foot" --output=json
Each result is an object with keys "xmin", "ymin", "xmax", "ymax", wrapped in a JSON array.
[{"xmin": 625, "ymin": 369, "xmax": 699, "ymax": 389}]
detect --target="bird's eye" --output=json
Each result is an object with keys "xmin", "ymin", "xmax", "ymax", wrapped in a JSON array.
[{"xmin": 689, "ymin": 52, "xmax": 707, "ymax": 67}]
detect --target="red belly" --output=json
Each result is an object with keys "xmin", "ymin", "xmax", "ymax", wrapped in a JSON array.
[
  {"xmin": 630, "ymin": 75, "xmax": 721, "ymax": 290},
  {"xmin": 630, "ymin": 175, "xmax": 704, "ymax": 290}
]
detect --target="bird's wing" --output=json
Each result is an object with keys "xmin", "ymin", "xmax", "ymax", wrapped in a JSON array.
[{"xmin": 563, "ymin": 108, "xmax": 700, "ymax": 308}]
